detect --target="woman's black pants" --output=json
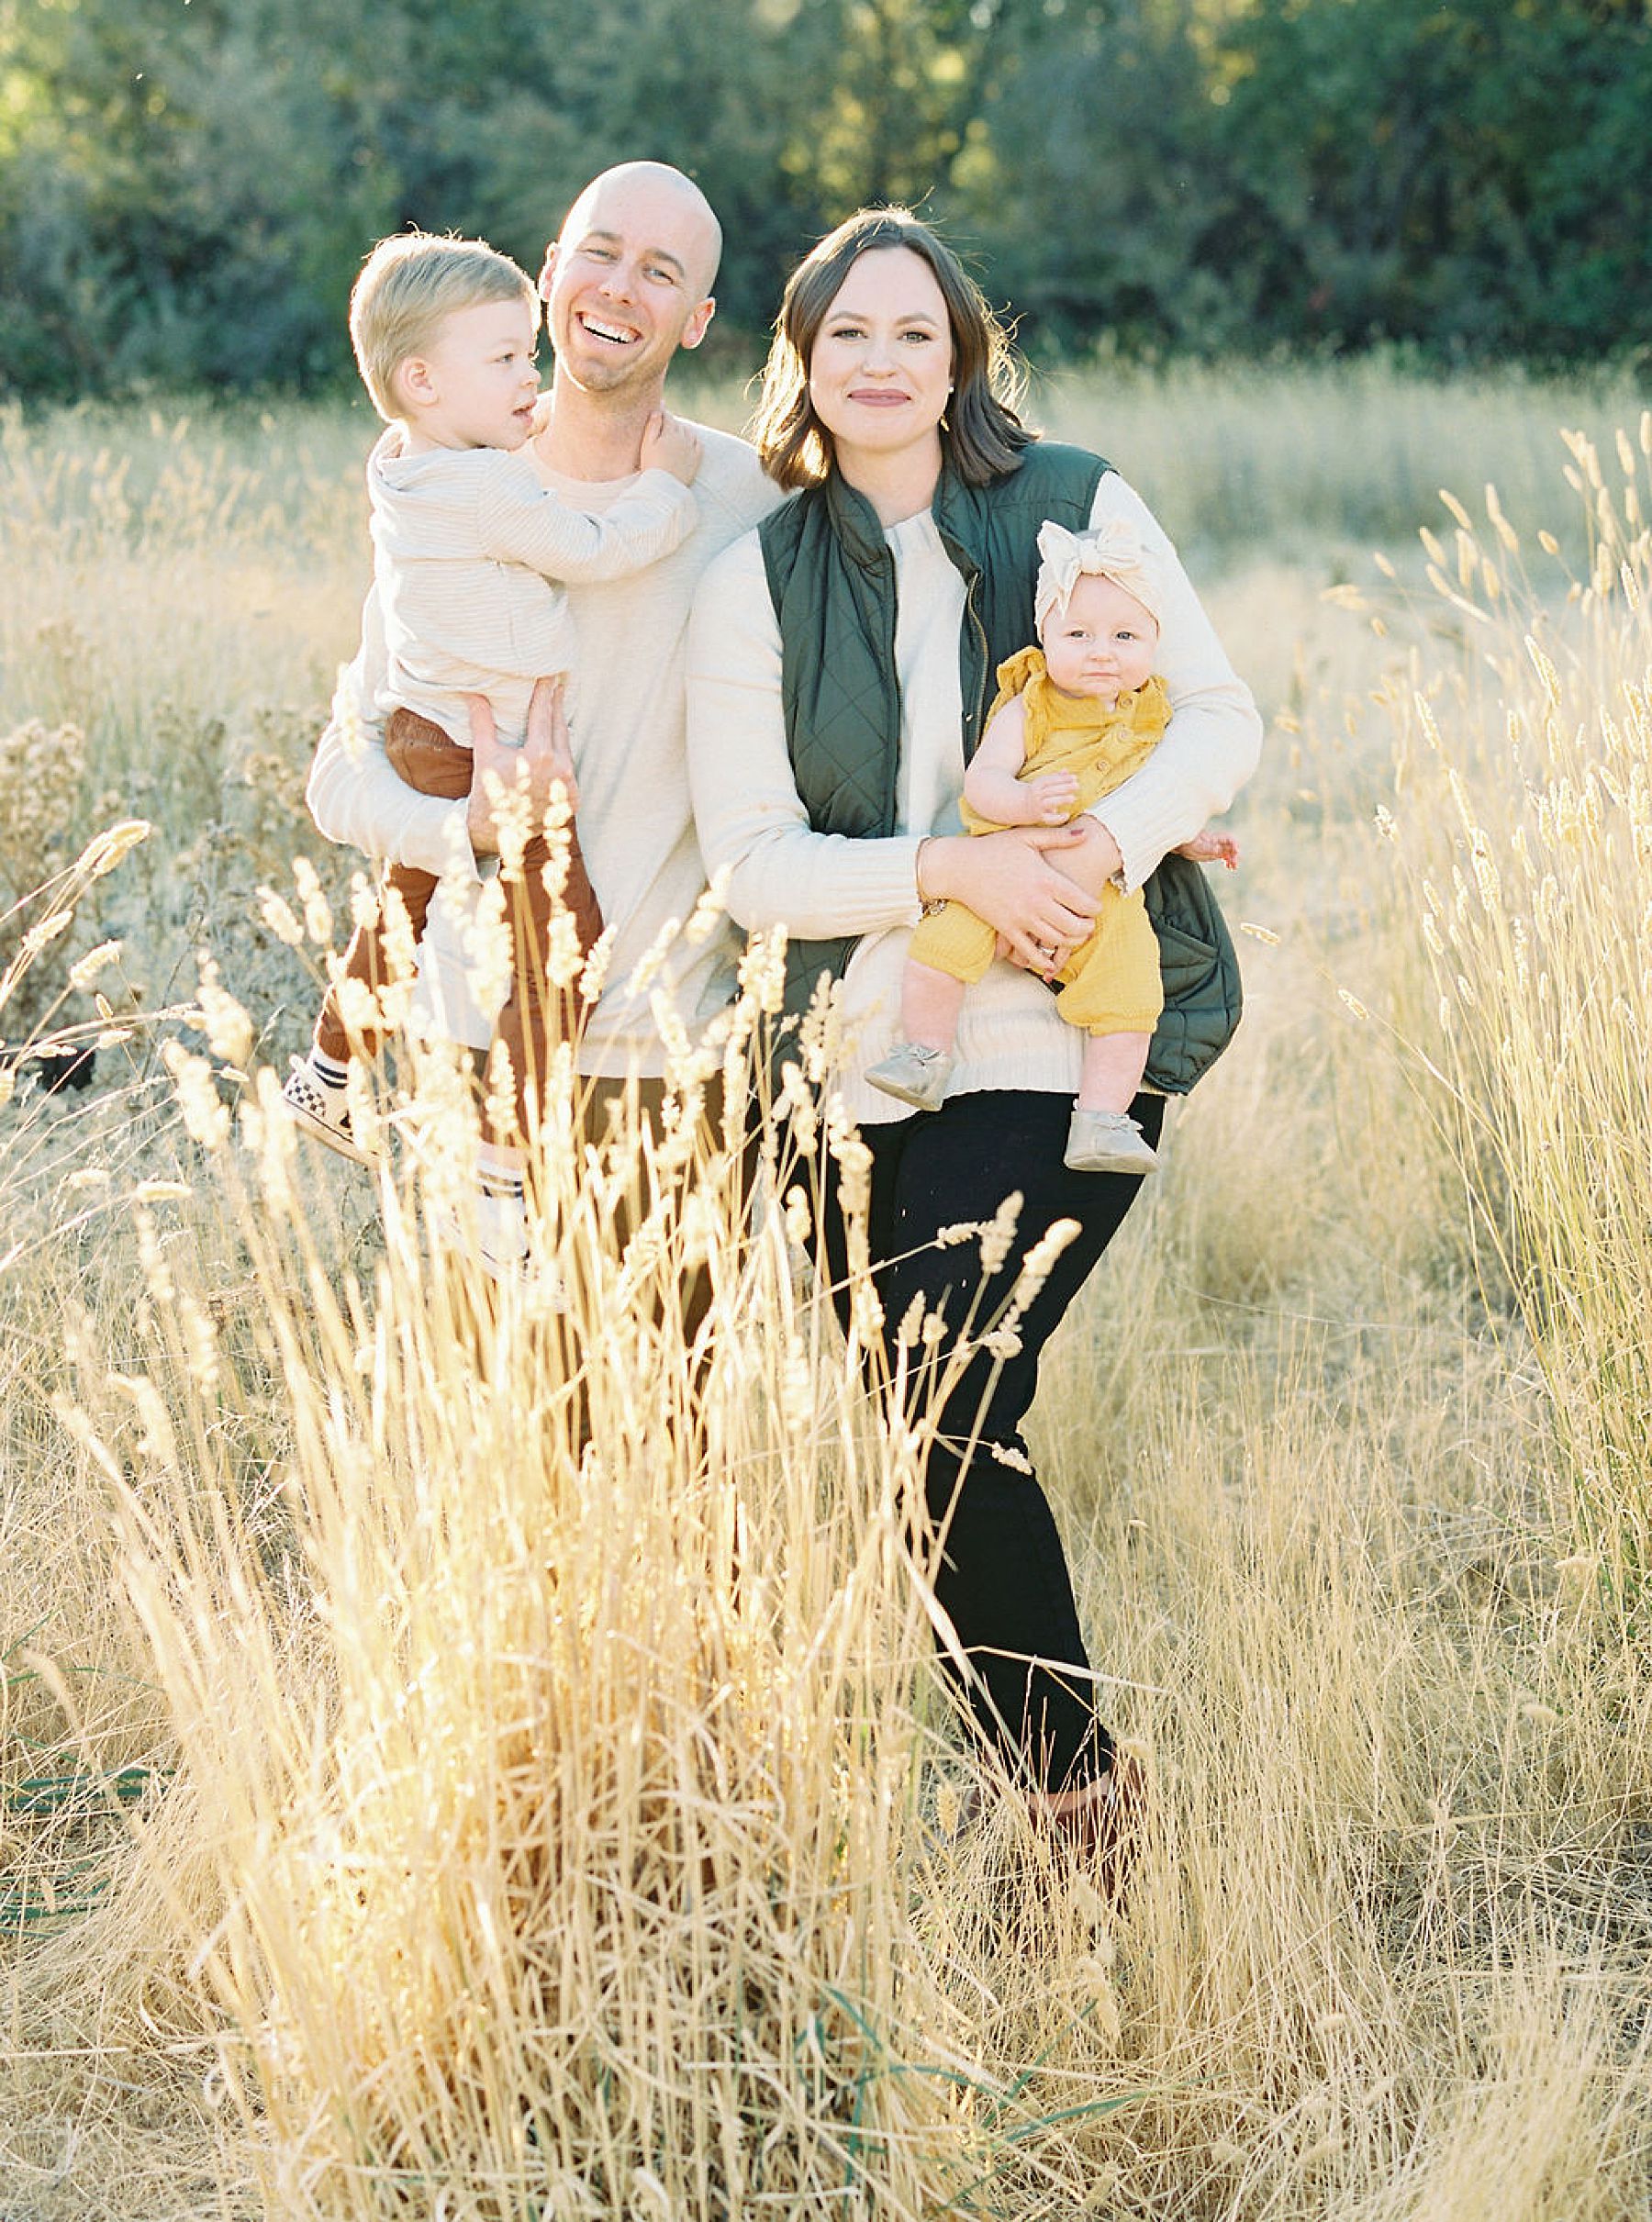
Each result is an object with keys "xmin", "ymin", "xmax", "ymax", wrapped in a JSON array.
[{"xmin": 810, "ymin": 1088, "xmax": 1164, "ymax": 1794}]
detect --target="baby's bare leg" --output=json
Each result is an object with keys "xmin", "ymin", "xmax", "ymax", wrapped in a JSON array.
[
  {"xmin": 901, "ymin": 960, "xmax": 969, "ymax": 1053},
  {"xmin": 1077, "ymin": 1029, "xmax": 1151, "ymax": 1113}
]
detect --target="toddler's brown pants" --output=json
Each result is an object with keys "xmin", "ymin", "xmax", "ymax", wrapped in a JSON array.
[{"xmin": 312, "ymin": 707, "xmax": 604, "ymax": 1142}]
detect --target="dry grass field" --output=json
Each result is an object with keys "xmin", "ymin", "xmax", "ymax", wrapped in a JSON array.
[{"xmin": 3, "ymin": 361, "xmax": 1651, "ymax": 2220}]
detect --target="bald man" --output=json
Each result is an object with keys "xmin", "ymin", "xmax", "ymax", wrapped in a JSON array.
[{"xmin": 306, "ymin": 164, "xmax": 781, "ymax": 1116}]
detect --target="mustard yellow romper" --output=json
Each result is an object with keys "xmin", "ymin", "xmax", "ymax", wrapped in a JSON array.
[{"xmin": 910, "ymin": 647, "xmax": 1171, "ymax": 1036}]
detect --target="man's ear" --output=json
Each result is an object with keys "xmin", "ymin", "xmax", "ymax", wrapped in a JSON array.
[
  {"xmin": 538, "ymin": 245, "xmax": 558, "ymax": 302},
  {"xmin": 680, "ymin": 296, "xmax": 716, "ymax": 352}
]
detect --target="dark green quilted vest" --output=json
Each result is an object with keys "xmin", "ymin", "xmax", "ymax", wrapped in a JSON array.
[{"xmin": 757, "ymin": 445, "xmax": 1242, "ymax": 1094}]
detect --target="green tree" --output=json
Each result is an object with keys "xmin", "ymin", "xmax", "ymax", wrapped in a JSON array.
[
  {"xmin": 6, "ymin": 0, "xmax": 1652, "ymax": 396},
  {"xmin": 951, "ymin": 0, "xmax": 1240, "ymax": 352},
  {"xmin": 1208, "ymin": 0, "xmax": 1652, "ymax": 356}
]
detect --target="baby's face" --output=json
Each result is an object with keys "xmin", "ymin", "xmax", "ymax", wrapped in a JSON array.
[{"xmin": 1041, "ymin": 573, "xmax": 1158, "ymax": 702}]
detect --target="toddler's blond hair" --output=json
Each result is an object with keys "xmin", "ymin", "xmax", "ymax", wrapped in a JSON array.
[{"xmin": 350, "ymin": 231, "xmax": 537, "ymax": 422}]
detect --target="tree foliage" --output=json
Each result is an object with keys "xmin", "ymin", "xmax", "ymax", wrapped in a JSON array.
[{"xmin": 1, "ymin": 0, "xmax": 1648, "ymax": 397}]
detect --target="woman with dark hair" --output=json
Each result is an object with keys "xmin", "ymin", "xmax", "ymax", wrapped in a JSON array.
[{"xmin": 686, "ymin": 208, "xmax": 1262, "ymax": 1868}]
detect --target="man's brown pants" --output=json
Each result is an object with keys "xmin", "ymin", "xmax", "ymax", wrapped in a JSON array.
[{"xmin": 313, "ymin": 708, "xmax": 604, "ymax": 1143}]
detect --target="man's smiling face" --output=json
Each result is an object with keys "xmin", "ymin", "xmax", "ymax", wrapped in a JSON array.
[{"xmin": 541, "ymin": 166, "xmax": 719, "ymax": 401}]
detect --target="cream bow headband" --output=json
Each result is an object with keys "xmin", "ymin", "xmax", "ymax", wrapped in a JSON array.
[{"xmin": 1033, "ymin": 518, "xmax": 1164, "ymax": 634}]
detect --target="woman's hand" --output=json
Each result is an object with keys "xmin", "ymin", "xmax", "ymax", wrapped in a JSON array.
[
  {"xmin": 921, "ymin": 823, "xmax": 1103, "ymax": 974},
  {"xmin": 988, "ymin": 816, "xmax": 1127, "ymax": 971}
]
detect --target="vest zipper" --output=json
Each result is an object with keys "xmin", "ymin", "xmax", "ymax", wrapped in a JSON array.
[
  {"xmin": 881, "ymin": 542, "xmax": 902, "ymax": 823},
  {"xmin": 963, "ymin": 570, "xmax": 989, "ymax": 760}
]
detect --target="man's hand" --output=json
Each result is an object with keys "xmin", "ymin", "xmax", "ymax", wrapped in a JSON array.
[{"xmin": 465, "ymin": 677, "xmax": 577, "ymax": 858}]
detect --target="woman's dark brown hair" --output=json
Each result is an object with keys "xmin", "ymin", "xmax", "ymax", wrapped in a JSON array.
[{"xmin": 753, "ymin": 207, "xmax": 1034, "ymax": 490}]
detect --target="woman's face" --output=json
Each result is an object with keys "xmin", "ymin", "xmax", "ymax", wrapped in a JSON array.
[{"xmin": 807, "ymin": 247, "xmax": 954, "ymax": 468}]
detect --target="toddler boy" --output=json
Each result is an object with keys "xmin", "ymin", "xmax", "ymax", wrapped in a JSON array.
[{"xmin": 280, "ymin": 230, "xmax": 699, "ymax": 1269}]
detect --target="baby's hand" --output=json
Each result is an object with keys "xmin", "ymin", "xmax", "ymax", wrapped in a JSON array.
[
  {"xmin": 1175, "ymin": 827, "xmax": 1240, "ymax": 869},
  {"xmin": 1020, "ymin": 771, "xmax": 1080, "ymax": 826},
  {"xmin": 641, "ymin": 410, "xmax": 701, "ymax": 486}
]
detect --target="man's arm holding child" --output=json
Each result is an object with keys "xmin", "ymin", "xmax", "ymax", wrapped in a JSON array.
[
  {"xmin": 480, "ymin": 411, "xmax": 702, "ymax": 584},
  {"xmin": 306, "ymin": 594, "xmax": 573, "ymax": 874},
  {"xmin": 464, "ymin": 680, "xmax": 576, "ymax": 857},
  {"xmin": 962, "ymin": 695, "xmax": 1081, "ymax": 829},
  {"xmin": 306, "ymin": 587, "xmax": 479, "ymax": 881}
]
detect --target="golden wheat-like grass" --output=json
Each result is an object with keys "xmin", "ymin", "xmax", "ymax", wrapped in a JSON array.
[
  {"xmin": 4, "ymin": 378, "xmax": 1652, "ymax": 2219},
  {"xmin": 1338, "ymin": 418, "xmax": 1652, "ymax": 1592}
]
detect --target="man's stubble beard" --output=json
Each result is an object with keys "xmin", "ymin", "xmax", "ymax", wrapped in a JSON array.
[
  {"xmin": 566, "ymin": 363, "xmax": 658, "ymax": 401},
  {"xmin": 553, "ymin": 327, "xmax": 675, "ymax": 407}
]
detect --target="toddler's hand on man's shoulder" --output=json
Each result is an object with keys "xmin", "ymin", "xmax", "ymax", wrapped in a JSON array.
[{"xmin": 642, "ymin": 410, "xmax": 702, "ymax": 487}]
